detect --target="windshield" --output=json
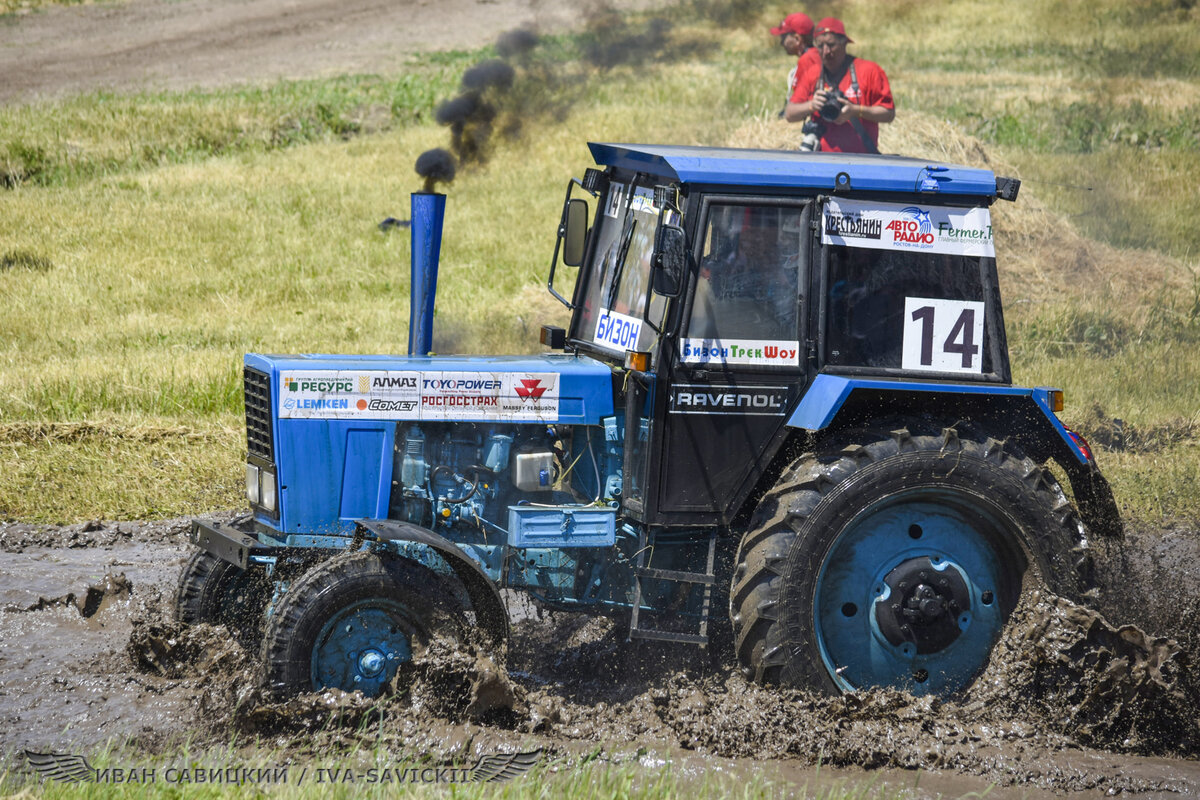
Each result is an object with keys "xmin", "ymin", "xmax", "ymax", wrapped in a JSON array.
[{"xmin": 574, "ymin": 179, "xmax": 668, "ymax": 358}]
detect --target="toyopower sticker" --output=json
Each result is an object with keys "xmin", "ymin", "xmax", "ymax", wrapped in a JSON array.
[
  {"xmin": 278, "ymin": 370, "xmax": 559, "ymax": 420},
  {"xmin": 901, "ymin": 297, "xmax": 986, "ymax": 373},
  {"xmin": 823, "ymin": 199, "xmax": 995, "ymax": 257},
  {"xmin": 593, "ymin": 309, "xmax": 643, "ymax": 353},
  {"xmin": 680, "ymin": 338, "xmax": 800, "ymax": 367}
]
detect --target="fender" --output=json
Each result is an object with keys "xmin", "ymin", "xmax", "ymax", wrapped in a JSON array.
[
  {"xmin": 789, "ymin": 374, "xmax": 1122, "ymax": 539},
  {"xmin": 355, "ymin": 518, "xmax": 510, "ymax": 645}
]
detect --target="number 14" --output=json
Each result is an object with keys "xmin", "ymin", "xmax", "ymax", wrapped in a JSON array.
[{"xmin": 902, "ymin": 298, "xmax": 986, "ymax": 374}]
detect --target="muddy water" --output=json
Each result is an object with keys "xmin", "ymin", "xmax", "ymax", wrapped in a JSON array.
[{"xmin": 1, "ymin": 517, "xmax": 1198, "ymax": 796}]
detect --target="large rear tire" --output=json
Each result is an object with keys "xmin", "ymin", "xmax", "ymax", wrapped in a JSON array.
[
  {"xmin": 731, "ymin": 422, "xmax": 1090, "ymax": 696},
  {"xmin": 260, "ymin": 551, "xmax": 466, "ymax": 698}
]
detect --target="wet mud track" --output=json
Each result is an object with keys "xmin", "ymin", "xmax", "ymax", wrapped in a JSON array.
[{"xmin": 1, "ymin": 515, "xmax": 1199, "ymax": 797}]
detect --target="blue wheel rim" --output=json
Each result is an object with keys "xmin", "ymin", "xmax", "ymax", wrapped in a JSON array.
[
  {"xmin": 311, "ymin": 599, "xmax": 416, "ymax": 697},
  {"xmin": 814, "ymin": 490, "xmax": 1015, "ymax": 696}
]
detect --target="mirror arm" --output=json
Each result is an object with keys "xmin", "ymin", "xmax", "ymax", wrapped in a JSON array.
[{"xmin": 547, "ymin": 177, "xmax": 589, "ymax": 310}]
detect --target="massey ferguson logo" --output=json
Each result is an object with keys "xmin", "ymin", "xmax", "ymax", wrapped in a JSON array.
[{"xmin": 514, "ymin": 379, "xmax": 547, "ymax": 402}]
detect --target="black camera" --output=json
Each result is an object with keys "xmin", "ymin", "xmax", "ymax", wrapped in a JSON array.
[
  {"xmin": 817, "ymin": 87, "xmax": 847, "ymax": 120},
  {"xmin": 798, "ymin": 88, "xmax": 847, "ymax": 152}
]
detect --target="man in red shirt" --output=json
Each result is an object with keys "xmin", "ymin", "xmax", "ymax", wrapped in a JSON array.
[
  {"xmin": 768, "ymin": 12, "xmax": 819, "ymax": 109},
  {"xmin": 785, "ymin": 18, "xmax": 895, "ymax": 153}
]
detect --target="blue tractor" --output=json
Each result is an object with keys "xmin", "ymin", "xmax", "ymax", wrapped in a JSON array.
[{"xmin": 176, "ymin": 143, "xmax": 1121, "ymax": 699}]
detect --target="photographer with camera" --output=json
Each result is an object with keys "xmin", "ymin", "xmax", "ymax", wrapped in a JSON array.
[{"xmin": 785, "ymin": 18, "xmax": 894, "ymax": 153}]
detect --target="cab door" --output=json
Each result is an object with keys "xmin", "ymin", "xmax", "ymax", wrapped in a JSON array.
[{"xmin": 652, "ymin": 198, "xmax": 814, "ymax": 526}]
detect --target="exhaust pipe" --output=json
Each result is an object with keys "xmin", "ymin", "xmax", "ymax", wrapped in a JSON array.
[{"xmin": 408, "ymin": 192, "xmax": 446, "ymax": 357}]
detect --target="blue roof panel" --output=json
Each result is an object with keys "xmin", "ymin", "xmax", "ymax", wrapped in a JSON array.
[{"xmin": 587, "ymin": 143, "xmax": 998, "ymax": 197}]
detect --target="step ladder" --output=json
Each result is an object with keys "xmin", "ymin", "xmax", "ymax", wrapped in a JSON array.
[{"xmin": 628, "ymin": 528, "xmax": 718, "ymax": 646}]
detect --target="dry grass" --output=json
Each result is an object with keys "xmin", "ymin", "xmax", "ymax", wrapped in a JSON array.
[
  {"xmin": 724, "ymin": 110, "xmax": 1194, "ymax": 308},
  {"xmin": 2, "ymin": 0, "xmax": 1199, "ymax": 524}
]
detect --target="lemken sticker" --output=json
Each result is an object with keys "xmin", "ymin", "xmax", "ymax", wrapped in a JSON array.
[
  {"xmin": 593, "ymin": 309, "xmax": 642, "ymax": 353},
  {"xmin": 681, "ymin": 338, "xmax": 800, "ymax": 367},
  {"xmin": 823, "ymin": 198, "xmax": 995, "ymax": 258}
]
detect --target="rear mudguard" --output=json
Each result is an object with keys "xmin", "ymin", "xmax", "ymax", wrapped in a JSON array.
[
  {"xmin": 356, "ymin": 518, "xmax": 510, "ymax": 644},
  {"xmin": 789, "ymin": 374, "xmax": 1122, "ymax": 539}
]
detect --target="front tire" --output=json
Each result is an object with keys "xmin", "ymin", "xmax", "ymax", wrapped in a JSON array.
[
  {"xmin": 174, "ymin": 548, "xmax": 270, "ymax": 648},
  {"xmin": 260, "ymin": 551, "xmax": 465, "ymax": 698},
  {"xmin": 731, "ymin": 422, "xmax": 1089, "ymax": 697}
]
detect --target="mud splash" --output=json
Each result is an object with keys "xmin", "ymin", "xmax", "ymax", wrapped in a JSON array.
[
  {"xmin": 4, "ymin": 572, "xmax": 132, "ymax": 617},
  {"xmin": 159, "ymin": 585, "xmax": 1197, "ymax": 793},
  {"xmin": 4, "ymin": 519, "xmax": 1199, "ymax": 794}
]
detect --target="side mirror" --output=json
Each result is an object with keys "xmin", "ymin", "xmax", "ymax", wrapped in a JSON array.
[
  {"xmin": 652, "ymin": 222, "xmax": 686, "ymax": 298},
  {"xmin": 563, "ymin": 198, "xmax": 589, "ymax": 267}
]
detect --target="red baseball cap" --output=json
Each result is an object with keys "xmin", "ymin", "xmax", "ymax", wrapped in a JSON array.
[
  {"xmin": 769, "ymin": 12, "xmax": 814, "ymax": 37},
  {"xmin": 813, "ymin": 17, "xmax": 854, "ymax": 42}
]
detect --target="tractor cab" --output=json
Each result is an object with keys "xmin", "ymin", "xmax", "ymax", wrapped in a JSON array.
[{"xmin": 548, "ymin": 144, "xmax": 1014, "ymax": 528}]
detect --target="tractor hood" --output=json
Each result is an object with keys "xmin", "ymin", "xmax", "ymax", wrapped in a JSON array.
[{"xmin": 247, "ymin": 352, "xmax": 616, "ymax": 426}]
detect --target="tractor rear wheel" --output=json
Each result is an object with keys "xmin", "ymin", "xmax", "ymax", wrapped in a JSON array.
[
  {"xmin": 731, "ymin": 422, "xmax": 1090, "ymax": 696},
  {"xmin": 260, "ymin": 551, "xmax": 465, "ymax": 698},
  {"xmin": 174, "ymin": 548, "xmax": 270, "ymax": 648}
]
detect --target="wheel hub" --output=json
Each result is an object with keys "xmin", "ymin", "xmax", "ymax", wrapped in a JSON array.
[
  {"xmin": 875, "ymin": 557, "xmax": 971, "ymax": 654},
  {"xmin": 357, "ymin": 648, "xmax": 387, "ymax": 678}
]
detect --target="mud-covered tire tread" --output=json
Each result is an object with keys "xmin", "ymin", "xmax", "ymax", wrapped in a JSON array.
[
  {"xmin": 174, "ymin": 548, "xmax": 270, "ymax": 646},
  {"xmin": 730, "ymin": 420, "xmax": 1091, "ymax": 692},
  {"xmin": 259, "ymin": 550, "xmax": 465, "ymax": 698}
]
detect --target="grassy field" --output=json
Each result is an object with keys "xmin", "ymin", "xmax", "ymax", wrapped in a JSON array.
[{"xmin": 1, "ymin": 0, "xmax": 1198, "ymax": 525}]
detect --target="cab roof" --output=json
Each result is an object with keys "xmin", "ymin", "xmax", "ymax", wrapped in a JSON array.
[{"xmin": 587, "ymin": 142, "xmax": 999, "ymax": 198}]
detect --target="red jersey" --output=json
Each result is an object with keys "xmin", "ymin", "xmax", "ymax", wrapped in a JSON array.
[
  {"xmin": 788, "ymin": 47, "xmax": 821, "ymax": 97},
  {"xmin": 791, "ymin": 56, "xmax": 893, "ymax": 153}
]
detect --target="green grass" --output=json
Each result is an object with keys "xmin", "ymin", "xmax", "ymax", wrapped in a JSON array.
[{"xmin": 1, "ymin": 0, "xmax": 1199, "ymax": 524}]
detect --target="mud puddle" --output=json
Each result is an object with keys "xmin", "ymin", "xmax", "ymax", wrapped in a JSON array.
[{"xmin": 3, "ymin": 518, "xmax": 1200, "ymax": 797}]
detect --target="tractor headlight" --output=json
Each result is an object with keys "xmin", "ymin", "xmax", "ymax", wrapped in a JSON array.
[
  {"xmin": 246, "ymin": 463, "xmax": 261, "ymax": 505},
  {"xmin": 261, "ymin": 469, "xmax": 277, "ymax": 512}
]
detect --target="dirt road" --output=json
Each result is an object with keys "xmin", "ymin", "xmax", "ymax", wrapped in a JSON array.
[{"xmin": 0, "ymin": 0, "xmax": 662, "ymax": 104}]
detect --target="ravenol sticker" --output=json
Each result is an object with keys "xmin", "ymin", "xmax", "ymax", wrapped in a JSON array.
[
  {"xmin": 669, "ymin": 384, "xmax": 789, "ymax": 416},
  {"xmin": 680, "ymin": 338, "xmax": 800, "ymax": 367},
  {"xmin": 277, "ymin": 370, "xmax": 559, "ymax": 421},
  {"xmin": 593, "ymin": 309, "xmax": 642, "ymax": 353},
  {"xmin": 823, "ymin": 198, "xmax": 994, "ymax": 258}
]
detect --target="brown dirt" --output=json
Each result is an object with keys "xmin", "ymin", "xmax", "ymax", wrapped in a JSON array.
[
  {"xmin": 2, "ymin": 516, "xmax": 1199, "ymax": 796},
  {"xmin": 0, "ymin": 0, "xmax": 669, "ymax": 105}
]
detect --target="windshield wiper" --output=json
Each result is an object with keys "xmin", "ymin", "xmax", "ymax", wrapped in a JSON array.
[{"xmin": 606, "ymin": 218, "xmax": 638, "ymax": 312}]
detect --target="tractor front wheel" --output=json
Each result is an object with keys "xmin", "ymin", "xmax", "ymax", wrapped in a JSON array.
[
  {"xmin": 731, "ymin": 422, "xmax": 1090, "ymax": 697},
  {"xmin": 174, "ymin": 548, "xmax": 270, "ymax": 648},
  {"xmin": 260, "ymin": 551, "xmax": 465, "ymax": 698}
]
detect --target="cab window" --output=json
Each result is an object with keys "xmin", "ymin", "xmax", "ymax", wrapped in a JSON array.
[
  {"xmin": 684, "ymin": 203, "xmax": 805, "ymax": 358},
  {"xmin": 825, "ymin": 247, "xmax": 992, "ymax": 373}
]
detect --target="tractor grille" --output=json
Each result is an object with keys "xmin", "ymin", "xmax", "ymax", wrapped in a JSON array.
[{"xmin": 244, "ymin": 367, "xmax": 274, "ymax": 462}]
